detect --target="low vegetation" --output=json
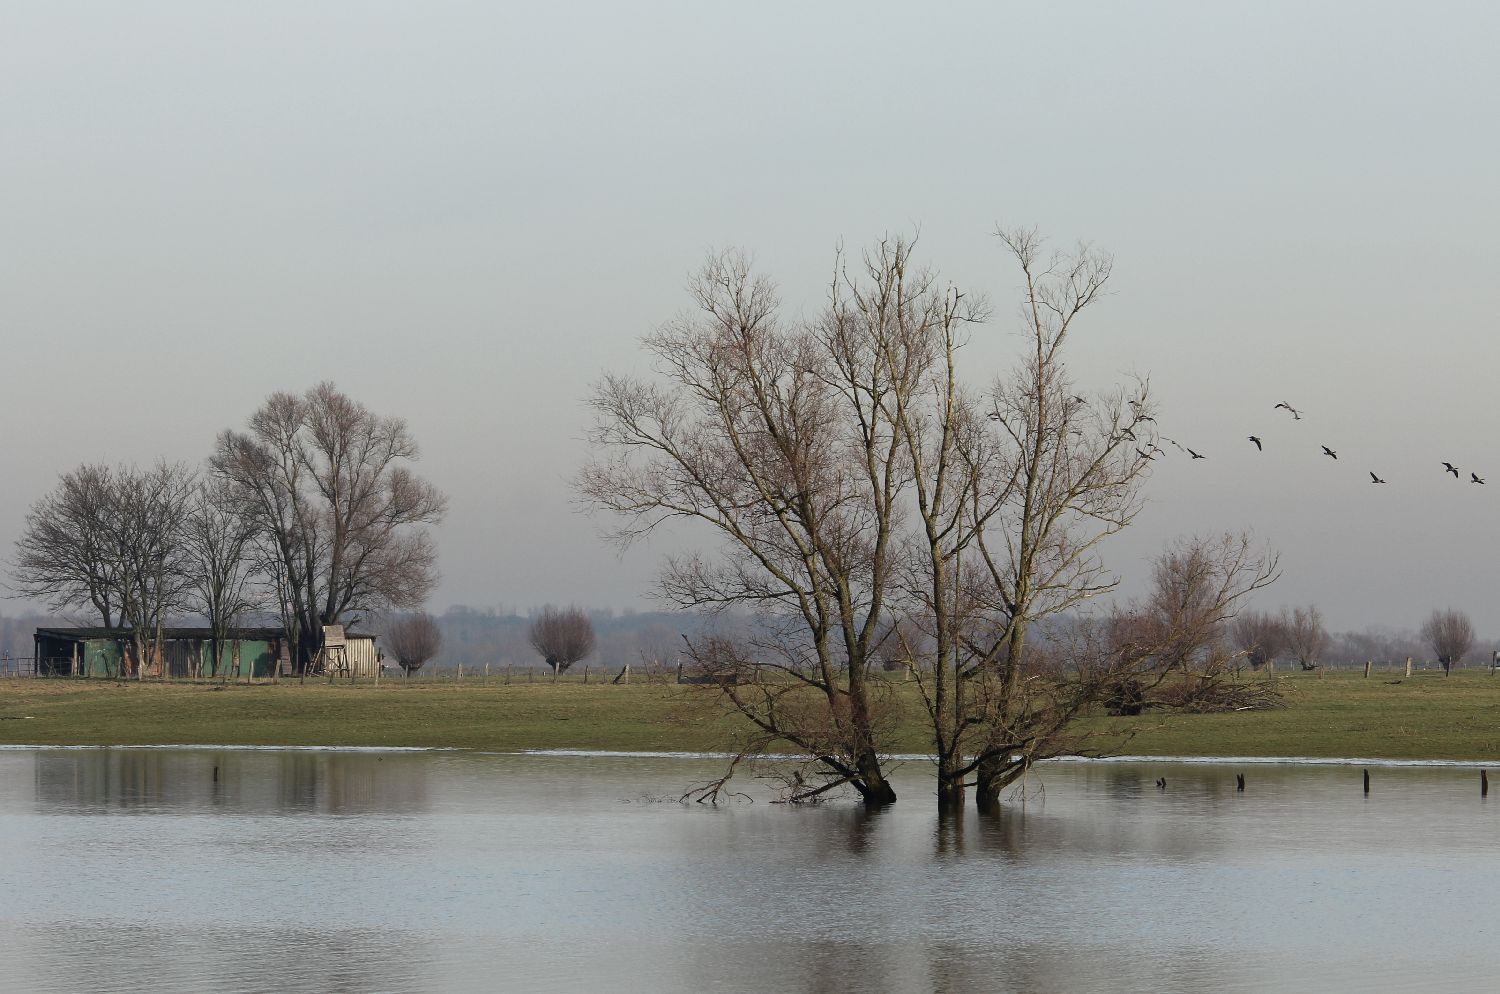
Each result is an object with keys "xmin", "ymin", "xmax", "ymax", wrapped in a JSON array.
[{"xmin": 2, "ymin": 669, "xmax": 1499, "ymax": 761}]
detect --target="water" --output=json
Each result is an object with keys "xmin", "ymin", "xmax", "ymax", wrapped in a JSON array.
[{"xmin": 0, "ymin": 748, "xmax": 1496, "ymax": 993}]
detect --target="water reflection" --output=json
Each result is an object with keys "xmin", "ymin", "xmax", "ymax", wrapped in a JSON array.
[
  {"xmin": 32, "ymin": 750, "xmax": 430, "ymax": 816},
  {"xmin": 0, "ymin": 749, "xmax": 1496, "ymax": 994}
]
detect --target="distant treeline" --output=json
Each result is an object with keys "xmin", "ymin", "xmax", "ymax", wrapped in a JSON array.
[{"xmin": 0, "ymin": 608, "xmax": 1490, "ymax": 672}]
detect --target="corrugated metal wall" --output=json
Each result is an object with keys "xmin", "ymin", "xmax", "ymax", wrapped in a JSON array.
[{"xmin": 345, "ymin": 637, "xmax": 380, "ymax": 677}]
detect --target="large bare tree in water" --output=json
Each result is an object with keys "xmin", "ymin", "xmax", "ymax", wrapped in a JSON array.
[
  {"xmin": 582, "ymin": 240, "xmax": 982, "ymax": 805},
  {"xmin": 585, "ymin": 230, "xmax": 1270, "ymax": 811},
  {"xmin": 213, "ymin": 384, "xmax": 446, "ymax": 670}
]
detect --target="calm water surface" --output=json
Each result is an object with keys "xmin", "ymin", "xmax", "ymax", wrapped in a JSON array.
[{"xmin": 0, "ymin": 748, "xmax": 1495, "ymax": 993}]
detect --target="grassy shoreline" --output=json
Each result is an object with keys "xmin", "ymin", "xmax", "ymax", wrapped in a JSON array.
[{"xmin": 1, "ymin": 670, "xmax": 1498, "ymax": 760}]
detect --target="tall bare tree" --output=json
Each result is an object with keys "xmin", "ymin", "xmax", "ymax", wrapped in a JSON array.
[
  {"xmin": 947, "ymin": 229, "xmax": 1159, "ymax": 811},
  {"xmin": 182, "ymin": 477, "xmax": 265, "ymax": 679},
  {"xmin": 213, "ymin": 384, "xmax": 447, "ymax": 670},
  {"xmin": 12, "ymin": 464, "xmax": 126, "ymax": 627},
  {"xmin": 114, "ymin": 462, "xmax": 197, "ymax": 678},
  {"xmin": 527, "ymin": 606, "xmax": 596, "ymax": 678},
  {"xmin": 387, "ymin": 612, "xmax": 443, "ymax": 675},
  {"xmin": 583, "ymin": 241, "xmax": 986, "ymax": 805},
  {"xmin": 12, "ymin": 462, "xmax": 195, "ymax": 677},
  {"xmin": 1284, "ymin": 605, "xmax": 1328, "ymax": 671},
  {"xmin": 1421, "ymin": 608, "xmax": 1474, "ymax": 675}
]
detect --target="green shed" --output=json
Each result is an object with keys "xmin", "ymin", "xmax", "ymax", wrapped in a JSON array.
[{"xmin": 33, "ymin": 627, "xmax": 290, "ymax": 679}]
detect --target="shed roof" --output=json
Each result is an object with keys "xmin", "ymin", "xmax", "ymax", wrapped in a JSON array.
[{"xmin": 35, "ymin": 627, "xmax": 376, "ymax": 641}]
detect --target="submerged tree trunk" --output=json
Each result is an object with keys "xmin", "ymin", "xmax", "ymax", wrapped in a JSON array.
[
  {"xmin": 936, "ymin": 762, "xmax": 965, "ymax": 813},
  {"xmin": 853, "ymin": 749, "xmax": 897, "ymax": 807}
]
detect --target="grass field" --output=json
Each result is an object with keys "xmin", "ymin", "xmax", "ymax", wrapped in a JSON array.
[{"xmin": 1, "ymin": 669, "xmax": 1499, "ymax": 759}]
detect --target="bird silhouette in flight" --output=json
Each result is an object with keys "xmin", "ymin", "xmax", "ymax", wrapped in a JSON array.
[
  {"xmin": 1161, "ymin": 436, "xmax": 1186, "ymax": 452},
  {"xmin": 1321, "ymin": 446, "xmax": 1337, "ymax": 460},
  {"xmin": 1248, "ymin": 436, "xmax": 1262, "ymax": 451},
  {"xmin": 1136, "ymin": 448, "xmax": 1158, "ymax": 461},
  {"xmin": 1473, "ymin": 473, "xmax": 1486, "ymax": 485},
  {"xmin": 1443, "ymin": 462, "xmax": 1460, "ymax": 478},
  {"xmin": 1274, "ymin": 403, "xmax": 1303, "ymax": 420},
  {"xmin": 1187, "ymin": 448, "xmax": 1206, "ymax": 460},
  {"xmin": 1370, "ymin": 472, "xmax": 1386, "ymax": 484}
]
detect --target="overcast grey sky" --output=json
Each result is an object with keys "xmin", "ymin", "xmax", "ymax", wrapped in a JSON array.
[{"xmin": 3, "ymin": 1, "xmax": 1499, "ymax": 631}]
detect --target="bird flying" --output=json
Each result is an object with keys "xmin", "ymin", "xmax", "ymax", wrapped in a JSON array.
[
  {"xmin": 1188, "ymin": 448, "xmax": 1206, "ymax": 460},
  {"xmin": 1443, "ymin": 462, "xmax": 1460, "ymax": 478},
  {"xmin": 1274, "ymin": 402, "xmax": 1303, "ymax": 420},
  {"xmin": 1473, "ymin": 473, "xmax": 1486, "ymax": 485},
  {"xmin": 1321, "ymin": 446, "xmax": 1337, "ymax": 460},
  {"xmin": 1136, "ymin": 448, "xmax": 1157, "ymax": 461},
  {"xmin": 1370, "ymin": 472, "xmax": 1386, "ymax": 484},
  {"xmin": 1248, "ymin": 436, "xmax": 1262, "ymax": 451}
]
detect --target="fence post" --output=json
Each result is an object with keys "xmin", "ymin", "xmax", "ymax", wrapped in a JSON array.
[
  {"xmin": 1405, "ymin": 656, "xmax": 1413, "ymax": 678},
  {"xmin": 1364, "ymin": 660, "xmax": 1371, "ymax": 679}
]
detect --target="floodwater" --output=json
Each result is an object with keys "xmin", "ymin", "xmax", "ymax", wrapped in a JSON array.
[{"xmin": 0, "ymin": 749, "xmax": 1496, "ymax": 994}]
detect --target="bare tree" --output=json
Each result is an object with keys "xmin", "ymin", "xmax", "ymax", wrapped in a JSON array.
[
  {"xmin": 212, "ymin": 383, "xmax": 447, "ymax": 671},
  {"xmin": 1284, "ymin": 605, "xmax": 1328, "ymax": 671},
  {"xmin": 387, "ymin": 612, "xmax": 443, "ymax": 675},
  {"xmin": 12, "ymin": 462, "xmax": 195, "ymax": 677},
  {"xmin": 1421, "ymin": 608, "xmax": 1474, "ymax": 675},
  {"xmin": 1231, "ymin": 610, "xmax": 1287, "ymax": 671},
  {"xmin": 182, "ymin": 477, "xmax": 264, "ymax": 679},
  {"xmin": 952, "ymin": 229, "xmax": 1159, "ymax": 811},
  {"xmin": 12, "ymin": 464, "xmax": 126, "ymax": 627},
  {"xmin": 527, "ymin": 606, "xmax": 596, "ymax": 679},
  {"xmin": 114, "ymin": 462, "xmax": 197, "ymax": 678},
  {"xmin": 1103, "ymin": 533, "xmax": 1281, "ymax": 713},
  {"xmin": 585, "ymin": 231, "xmax": 1266, "ymax": 811},
  {"xmin": 583, "ymin": 240, "xmax": 987, "ymax": 806}
]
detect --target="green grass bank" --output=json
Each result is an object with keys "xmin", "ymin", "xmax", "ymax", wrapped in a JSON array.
[{"xmin": 1, "ymin": 669, "xmax": 1499, "ymax": 759}]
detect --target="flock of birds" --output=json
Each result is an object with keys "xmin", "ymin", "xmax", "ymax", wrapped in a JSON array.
[{"xmin": 1125, "ymin": 400, "xmax": 1489, "ymax": 486}]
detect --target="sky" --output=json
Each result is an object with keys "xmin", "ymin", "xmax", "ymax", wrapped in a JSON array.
[{"xmin": 3, "ymin": 1, "xmax": 1499, "ymax": 632}]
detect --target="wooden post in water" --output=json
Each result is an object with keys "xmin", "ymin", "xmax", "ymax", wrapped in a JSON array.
[
  {"xmin": 1364, "ymin": 660, "xmax": 1372, "ymax": 679},
  {"xmin": 1483, "ymin": 770, "xmax": 1489, "ymax": 797},
  {"xmin": 1236, "ymin": 773, "xmax": 1245, "ymax": 792},
  {"xmin": 1363, "ymin": 769, "xmax": 1370, "ymax": 795}
]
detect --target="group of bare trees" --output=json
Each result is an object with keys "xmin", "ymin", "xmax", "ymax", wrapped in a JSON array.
[
  {"xmin": 1232, "ymin": 605, "xmax": 1479, "ymax": 674},
  {"xmin": 583, "ymin": 229, "xmax": 1280, "ymax": 812},
  {"xmin": 13, "ymin": 463, "xmax": 200, "ymax": 675},
  {"xmin": 11, "ymin": 384, "xmax": 446, "ymax": 674},
  {"xmin": 1231, "ymin": 606, "xmax": 1329, "ymax": 672}
]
